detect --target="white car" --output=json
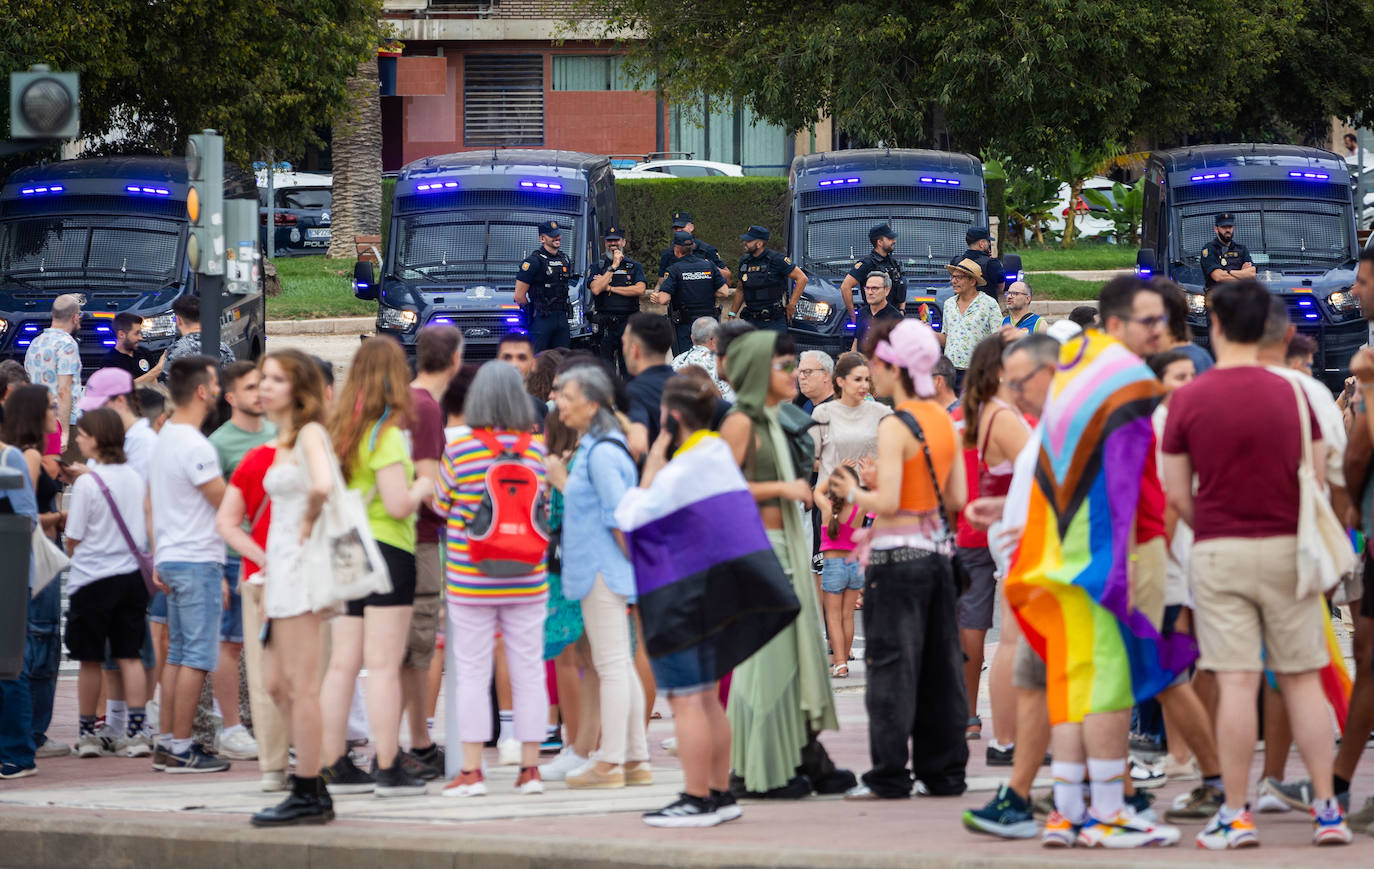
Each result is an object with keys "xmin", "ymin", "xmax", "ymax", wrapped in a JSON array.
[
  {"xmin": 614, "ymin": 159, "xmax": 744, "ymax": 179},
  {"xmin": 1044, "ymin": 175, "xmax": 1117, "ymax": 241}
]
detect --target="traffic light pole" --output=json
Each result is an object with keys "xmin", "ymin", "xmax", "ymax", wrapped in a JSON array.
[{"xmin": 198, "ymin": 271, "xmax": 224, "ymax": 360}]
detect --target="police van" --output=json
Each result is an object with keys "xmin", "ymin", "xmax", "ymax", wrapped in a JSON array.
[
  {"xmin": 355, "ymin": 150, "xmax": 616, "ymax": 359},
  {"xmin": 1136, "ymin": 144, "xmax": 1363, "ymax": 389},
  {"xmin": 786, "ymin": 149, "xmax": 994, "ymax": 356},
  {"xmin": 0, "ymin": 156, "xmax": 266, "ymax": 375}
]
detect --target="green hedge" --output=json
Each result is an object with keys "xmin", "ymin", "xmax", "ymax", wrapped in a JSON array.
[{"xmin": 614, "ymin": 177, "xmax": 790, "ymax": 271}]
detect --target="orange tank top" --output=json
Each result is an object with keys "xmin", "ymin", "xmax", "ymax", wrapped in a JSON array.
[{"xmin": 894, "ymin": 399, "xmax": 959, "ymax": 513}]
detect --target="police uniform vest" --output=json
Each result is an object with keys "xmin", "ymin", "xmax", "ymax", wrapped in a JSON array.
[
  {"xmin": 848, "ymin": 251, "xmax": 907, "ymax": 307},
  {"xmin": 520, "ymin": 248, "xmax": 572, "ymax": 312},
  {"xmin": 738, "ymin": 249, "xmax": 792, "ymax": 311},
  {"xmin": 662, "ymin": 252, "xmax": 721, "ymax": 316},
  {"xmin": 595, "ymin": 254, "xmax": 642, "ymax": 316},
  {"xmin": 1200, "ymin": 238, "xmax": 1251, "ymax": 289}
]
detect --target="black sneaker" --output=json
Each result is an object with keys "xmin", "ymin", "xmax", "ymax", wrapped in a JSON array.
[
  {"xmin": 374, "ymin": 757, "xmax": 428, "ymax": 797},
  {"xmin": 401, "ymin": 745, "xmax": 445, "ymax": 781},
  {"xmin": 321, "ymin": 753, "xmax": 376, "ymax": 794},
  {"xmin": 164, "ymin": 744, "xmax": 231, "ymax": 774},
  {"xmin": 643, "ymin": 792, "xmax": 722, "ymax": 828},
  {"xmin": 986, "ymin": 744, "xmax": 1014, "ymax": 767},
  {"xmin": 711, "ymin": 788, "xmax": 742, "ymax": 822}
]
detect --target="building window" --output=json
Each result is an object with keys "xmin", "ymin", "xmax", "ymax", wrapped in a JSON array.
[
  {"xmin": 671, "ymin": 97, "xmax": 789, "ymax": 175},
  {"xmin": 551, "ymin": 55, "xmax": 635, "ymax": 91},
  {"xmin": 463, "ymin": 55, "xmax": 544, "ymax": 146}
]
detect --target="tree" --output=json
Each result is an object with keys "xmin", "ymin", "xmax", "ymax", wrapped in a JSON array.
[
  {"xmin": 0, "ymin": 0, "xmax": 383, "ymax": 166},
  {"xmin": 326, "ymin": 57, "xmax": 384, "ymax": 260}
]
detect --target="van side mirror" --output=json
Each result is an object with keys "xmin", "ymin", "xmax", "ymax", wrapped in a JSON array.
[
  {"xmin": 1135, "ymin": 249, "xmax": 1157, "ymax": 280},
  {"xmin": 1001, "ymin": 253, "xmax": 1023, "ymax": 284},
  {"xmin": 353, "ymin": 261, "xmax": 377, "ymax": 300}
]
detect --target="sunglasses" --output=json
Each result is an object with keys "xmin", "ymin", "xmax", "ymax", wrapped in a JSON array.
[{"xmin": 772, "ymin": 359, "xmax": 797, "ymax": 374}]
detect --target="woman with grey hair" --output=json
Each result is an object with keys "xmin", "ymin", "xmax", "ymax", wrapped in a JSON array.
[
  {"xmin": 434, "ymin": 360, "xmax": 549, "ymax": 798},
  {"xmin": 545, "ymin": 363, "xmax": 652, "ymax": 789}
]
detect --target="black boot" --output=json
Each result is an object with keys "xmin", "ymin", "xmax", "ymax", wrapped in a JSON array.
[{"xmin": 250, "ymin": 774, "xmax": 335, "ymax": 826}]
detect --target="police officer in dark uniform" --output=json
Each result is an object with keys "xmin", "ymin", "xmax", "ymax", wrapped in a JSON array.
[
  {"xmin": 588, "ymin": 224, "xmax": 646, "ymax": 377},
  {"xmin": 1200, "ymin": 212, "xmax": 1255, "ymax": 289},
  {"xmin": 952, "ymin": 226, "xmax": 1006, "ymax": 301},
  {"xmin": 514, "ymin": 220, "xmax": 574, "ymax": 351},
  {"xmin": 656, "ymin": 210, "xmax": 731, "ymax": 284},
  {"xmin": 650, "ymin": 230, "xmax": 728, "ymax": 356},
  {"xmin": 839, "ymin": 223, "xmax": 907, "ymax": 323},
  {"xmin": 730, "ymin": 224, "xmax": 807, "ymax": 336}
]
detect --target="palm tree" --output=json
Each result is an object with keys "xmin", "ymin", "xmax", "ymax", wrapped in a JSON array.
[{"xmin": 326, "ymin": 56, "xmax": 382, "ymax": 260}]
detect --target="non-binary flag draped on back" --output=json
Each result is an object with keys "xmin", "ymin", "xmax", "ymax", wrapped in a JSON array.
[
  {"xmin": 1004, "ymin": 331, "xmax": 1196, "ymax": 725},
  {"xmin": 615, "ymin": 431, "xmax": 799, "ymax": 674}
]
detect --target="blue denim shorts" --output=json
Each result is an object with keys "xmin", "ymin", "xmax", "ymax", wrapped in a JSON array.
[
  {"xmin": 158, "ymin": 561, "xmax": 223, "ymax": 672},
  {"xmin": 219, "ymin": 557, "xmax": 243, "ymax": 643},
  {"xmin": 148, "ymin": 590, "xmax": 168, "ymax": 624},
  {"xmin": 821, "ymin": 556, "xmax": 864, "ymax": 593},
  {"xmin": 649, "ymin": 642, "xmax": 718, "ymax": 698}
]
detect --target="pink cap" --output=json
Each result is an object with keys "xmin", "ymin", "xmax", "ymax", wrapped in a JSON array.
[
  {"xmin": 873, "ymin": 319, "xmax": 942, "ymax": 398},
  {"xmin": 77, "ymin": 367, "xmax": 133, "ymax": 411}
]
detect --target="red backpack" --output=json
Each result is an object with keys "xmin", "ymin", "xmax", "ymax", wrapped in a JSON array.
[{"xmin": 466, "ymin": 430, "xmax": 549, "ymax": 577}]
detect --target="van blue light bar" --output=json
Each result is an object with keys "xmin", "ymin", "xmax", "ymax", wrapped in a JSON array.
[
  {"xmin": 917, "ymin": 176, "xmax": 961, "ymax": 186},
  {"xmin": 1289, "ymin": 171, "xmax": 1329, "ymax": 180},
  {"xmin": 416, "ymin": 181, "xmax": 459, "ymax": 192},
  {"xmin": 124, "ymin": 185, "xmax": 171, "ymax": 195},
  {"xmin": 519, "ymin": 180, "xmax": 563, "ymax": 190},
  {"xmin": 20, "ymin": 185, "xmax": 65, "ymax": 195},
  {"xmin": 1188, "ymin": 172, "xmax": 1231, "ymax": 182},
  {"xmin": 817, "ymin": 177, "xmax": 861, "ymax": 187}
]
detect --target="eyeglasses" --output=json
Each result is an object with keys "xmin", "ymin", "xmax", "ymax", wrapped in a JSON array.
[
  {"xmin": 796, "ymin": 367, "xmax": 826, "ymax": 376},
  {"xmin": 1005, "ymin": 291, "xmax": 1029, "ymax": 298},
  {"xmin": 1007, "ymin": 364, "xmax": 1052, "ymax": 393},
  {"xmin": 772, "ymin": 359, "xmax": 797, "ymax": 374},
  {"xmin": 1130, "ymin": 314, "xmax": 1168, "ymax": 330},
  {"xmin": 864, "ymin": 284, "xmax": 886, "ymax": 292}
]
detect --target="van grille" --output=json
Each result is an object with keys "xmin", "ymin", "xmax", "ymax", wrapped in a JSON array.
[{"xmin": 396, "ymin": 190, "xmax": 580, "ymax": 214}]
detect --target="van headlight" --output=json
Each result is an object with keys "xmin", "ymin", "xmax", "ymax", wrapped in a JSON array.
[
  {"xmin": 378, "ymin": 307, "xmax": 418, "ymax": 331},
  {"xmin": 793, "ymin": 298, "xmax": 832, "ymax": 324},
  {"xmin": 142, "ymin": 312, "xmax": 178, "ymax": 340},
  {"xmin": 1328, "ymin": 290, "xmax": 1358, "ymax": 311},
  {"xmin": 1187, "ymin": 293, "xmax": 1206, "ymax": 316}
]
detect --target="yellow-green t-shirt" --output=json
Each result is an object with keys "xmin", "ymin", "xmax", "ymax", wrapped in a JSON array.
[{"xmin": 350, "ymin": 424, "xmax": 416, "ymax": 553}]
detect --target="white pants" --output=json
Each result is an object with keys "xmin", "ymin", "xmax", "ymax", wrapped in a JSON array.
[{"xmin": 579, "ymin": 576, "xmax": 649, "ymax": 765}]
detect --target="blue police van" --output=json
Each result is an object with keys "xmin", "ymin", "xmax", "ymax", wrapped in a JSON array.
[
  {"xmin": 355, "ymin": 150, "xmax": 617, "ymax": 359},
  {"xmin": 1136, "ymin": 144, "xmax": 1364, "ymax": 389},
  {"xmin": 786, "ymin": 149, "xmax": 994, "ymax": 356},
  {"xmin": 0, "ymin": 156, "xmax": 265, "ymax": 375}
]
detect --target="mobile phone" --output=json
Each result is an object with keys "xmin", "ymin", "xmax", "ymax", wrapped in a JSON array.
[
  {"xmin": 664, "ymin": 416, "xmax": 681, "ymax": 440},
  {"xmin": 259, "ymin": 618, "xmax": 271, "ymax": 645}
]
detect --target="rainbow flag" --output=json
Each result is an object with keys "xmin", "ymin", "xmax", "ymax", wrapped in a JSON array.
[
  {"xmin": 1005, "ymin": 331, "xmax": 1196, "ymax": 725},
  {"xmin": 1320, "ymin": 602, "xmax": 1354, "ymax": 729}
]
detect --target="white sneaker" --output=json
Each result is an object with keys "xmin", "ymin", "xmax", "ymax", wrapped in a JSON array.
[
  {"xmin": 497, "ymin": 738, "xmax": 521, "ymax": 766},
  {"xmin": 34, "ymin": 736, "xmax": 71, "ymax": 758},
  {"xmin": 1162, "ymin": 755, "xmax": 1199, "ymax": 782},
  {"xmin": 538, "ymin": 747, "xmax": 589, "ymax": 781},
  {"xmin": 146, "ymin": 700, "xmax": 159, "ymax": 733},
  {"xmin": 116, "ymin": 732, "xmax": 154, "ymax": 758},
  {"xmin": 216, "ymin": 725, "xmax": 259, "ymax": 760},
  {"xmin": 1129, "ymin": 756, "xmax": 1167, "ymax": 789},
  {"xmin": 260, "ymin": 770, "xmax": 288, "ymax": 792},
  {"xmin": 662, "ymin": 737, "xmax": 678, "ymax": 757},
  {"xmin": 76, "ymin": 732, "xmax": 111, "ymax": 758}
]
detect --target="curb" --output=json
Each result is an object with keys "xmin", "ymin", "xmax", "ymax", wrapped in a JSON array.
[
  {"xmin": 266, "ymin": 317, "xmax": 374, "ymax": 337},
  {"xmin": 1029, "ymin": 300, "xmax": 1097, "ymax": 316}
]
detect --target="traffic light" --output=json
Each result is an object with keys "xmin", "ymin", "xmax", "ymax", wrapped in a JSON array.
[
  {"xmin": 185, "ymin": 130, "xmax": 224, "ymax": 276},
  {"xmin": 9, "ymin": 64, "xmax": 79, "ymax": 139}
]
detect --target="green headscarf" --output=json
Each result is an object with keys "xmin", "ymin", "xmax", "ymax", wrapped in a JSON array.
[{"xmin": 725, "ymin": 329, "xmax": 776, "ymax": 420}]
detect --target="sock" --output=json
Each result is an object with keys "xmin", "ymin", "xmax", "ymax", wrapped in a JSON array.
[
  {"xmin": 106, "ymin": 700, "xmax": 127, "ymax": 734},
  {"xmin": 157, "ymin": 732, "xmax": 173, "ymax": 748},
  {"xmin": 1203, "ymin": 774, "xmax": 1223, "ymax": 791},
  {"xmin": 170, "ymin": 737, "xmax": 193, "ymax": 754},
  {"xmin": 212, "ymin": 699, "xmax": 223, "ymax": 718},
  {"xmin": 1219, "ymin": 803, "xmax": 1244, "ymax": 822},
  {"xmin": 127, "ymin": 708, "xmax": 147, "ymax": 737},
  {"xmin": 1051, "ymin": 761, "xmax": 1087, "ymax": 824},
  {"xmin": 95, "ymin": 715, "xmax": 107, "ymax": 731},
  {"xmin": 426, "ymin": 717, "xmax": 435, "ymax": 733},
  {"xmin": 1087, "ymin": 757, "xmax": 1126, "ymax": 819},
  {"xmin": 989, "ymin": 739, "xmax": 1015, "ymax": 753},
  {"xmin": 1334, "ymin": 774, "xmax": 1350, "ymax": 796},
  {"xmin": 79, "ymin": 714, "xmax": 98, "ymax": 737},
  {"xmin": 498, "ymin": 710, "xmax": 514, "ymax": 742}
]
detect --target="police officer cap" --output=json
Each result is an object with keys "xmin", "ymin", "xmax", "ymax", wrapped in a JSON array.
[
  {"xmin": 672, "ymin": 230, "xmax": 695, "ymax": 246},
  {"xmin": 869, "ymin": 223, "xmax": 897, "ymax": 243},
  {"xmin": 740, "ymin": 225, "xmax": 770, "ymax": 241},
  {"xmin": 538, "ymin": 220, "xmax": 563, "ymax": 237},
  {"xmin": 966, "ymin": 226, "xmax": 991, "ymax": 244},
  {"xmin": 603, "ymin": 226, "xmax": 624, "ymax": 240},
  {"xmin": 1214, "ymin": 212, "xmax": 1235, "ymax": 227},
  {"xmin": 671, "ymin": 210, "xmax": 693, "ymax": 228}
]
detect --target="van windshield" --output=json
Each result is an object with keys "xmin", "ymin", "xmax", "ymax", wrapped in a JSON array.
[
  {"xmin": 1175, "ymin": 200, "xmax": 1351, "ymax": 268},
  {"xmin": 395, "ymin": 212, "xmax": 578, "ymax": 281},
  {"xmin": 0, "ymin": 215, "xmax": 182, "ymax": 288},
  {"xmin": 801, "ymin": 205, "xmax": 976, "ymax": 280}
]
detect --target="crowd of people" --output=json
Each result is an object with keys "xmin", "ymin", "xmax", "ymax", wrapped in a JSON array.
[{"xmin": 2, "ymin": 247, "xmax": 1374, "ymax": 848}]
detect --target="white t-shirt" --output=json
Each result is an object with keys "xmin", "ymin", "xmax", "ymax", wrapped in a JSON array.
[
  {"xmin": 66, "ymin": 463, "xmax": 148, "ymax": 595},
  {"xmin": 149, "ymin": 421, "xmax": 225, "ymax": 564},
  {"xmin": 123, "ymin": 417, "xmax": 159, "ymax": 480},
  {"xmin": 1266, "ymin": 365, "xmax": 1346, "ymax": 488}
]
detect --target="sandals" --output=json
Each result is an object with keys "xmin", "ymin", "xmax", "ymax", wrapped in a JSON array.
[
  {"xmin": 966, "ymin": 715, "xmax": 982, "ymax": 740},
  {"xmin": 830, "ymin": 663, "xmax": 849, "ymax": 678}
]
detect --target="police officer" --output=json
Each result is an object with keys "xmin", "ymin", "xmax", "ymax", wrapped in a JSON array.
[
  {"xmin": 514, "ymin": 220, "xmax": 574, "ymax": 351},
  {"xmin": 650, "ymin": 230, "xmax": 728, "ymax": 355},
  {"xmin": 952, "ymin": 226, "xmax": 1006, "ymax": 301},
  {"xmin": 730, "ymin": 224, "xmax": 807, "ymax": 335},
  {"xmin": 1200, "ymin": 212, "xmax": 1255, "ymax": 288},
  {"xmin": 657, "ymin": 210, "xmax": 731, "ymax": 284},
  {"xmin": 839, "ymin": 223, "xmax": 907, "ymax": 322},
  {"xmin": 588, "ymin": 225, "xmax": 646, "ymax": 377}
]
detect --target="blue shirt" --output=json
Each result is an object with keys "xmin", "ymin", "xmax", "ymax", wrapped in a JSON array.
[{"xmin": 561, "ymin": 430, "xmax": 637, "ymax": 601}]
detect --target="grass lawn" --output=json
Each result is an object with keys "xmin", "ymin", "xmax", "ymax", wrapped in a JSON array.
[
  {"xmin": 1026, "ymin": 273, "xmax": 1101, "ymax": 300},
  {"xmin": 1014, "ymin": 245, "xmax": 1136, "ymax": 271},
  {"xmin": 268, "ymin": 256, "xmax": 376, "ymax": 320}
]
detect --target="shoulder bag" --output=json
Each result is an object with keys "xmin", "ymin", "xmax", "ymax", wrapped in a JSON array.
[
  {"xmin": 296, "ymin": 422, "xmax": 392, "ymax": 611},
  {"xmin": 1290, "ymin": 380, "xmax": 1357, "ymax": 599},
  {"xmin": 894, "ymin": 410, "xmax": 972, "ymax": 595},
  {"xmin": 88, "ymin": 469, "xmax": 154, "ymax": 596}
]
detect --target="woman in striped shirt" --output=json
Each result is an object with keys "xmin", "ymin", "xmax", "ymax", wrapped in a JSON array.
[{"xmin": 434, "ymin": 361, "xmax": 549, "ymax": 797}]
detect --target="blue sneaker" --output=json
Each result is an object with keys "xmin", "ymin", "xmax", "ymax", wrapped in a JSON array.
[
  {"xmin": 0, "ymin": 763, "xmax": 36, "ymax": 779},
  {"xmin": 962, "ymin": 785, "xmax": 1038, "ymax": 838},
  {"xmin": 164, "ymin": 743, "xmax": 231, "ymax": 774}
]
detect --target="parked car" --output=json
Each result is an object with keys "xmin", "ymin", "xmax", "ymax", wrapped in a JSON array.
[
  {"xmin": 613, "ymin": 159, "xmax": 744, "ymax": 179},
  {"xmin": 256, "ymin": 170, "xmax": 332, "ymax": 256},
  {"xmin": 1044, "ymin": 175, "xmax": 1117, "ymax": 241}
]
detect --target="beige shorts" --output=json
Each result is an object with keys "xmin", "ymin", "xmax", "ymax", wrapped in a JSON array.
[
  {"xmin": 1191, "ymin": 535, "xmax": 1328, "ymax": 674},
  {"xmin": 1132, "ymin": 536, "xmax": 1167, "ymax": 633},
  {"xmin": 403, "ymin": 542, "xmax": 444, "ymax": 670}
]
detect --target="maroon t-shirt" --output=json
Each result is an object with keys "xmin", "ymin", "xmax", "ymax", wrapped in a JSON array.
[
  {"xmin": 1161, "ymin": 366, "xmax": 1319, "ymax": 542},
  {"xmin": 410, "ymin": 386, "xmax": 446, "ymax": 544}
]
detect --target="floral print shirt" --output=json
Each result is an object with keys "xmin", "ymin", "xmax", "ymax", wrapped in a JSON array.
[{"xmin": 941, "ymin": 292, "xmax": 1002, "ymax": 369}]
